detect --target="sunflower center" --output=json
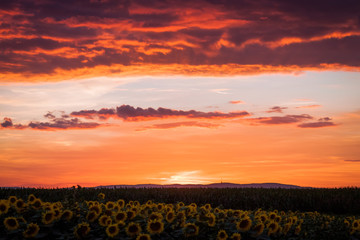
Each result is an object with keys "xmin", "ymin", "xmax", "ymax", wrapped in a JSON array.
[
  {"xmin": 0, "ymin": 204, "xmax": 6, "ymax": 211},
  {"xmin": 151, "ymin": 222, "xmax": 161, "ymax": 231},
  {"xmin": 116, "ymin": 213, "xmax": 125, "ymax": 220},
  {"xmin": 129, "ymin": 225, "xmax": 139, "ymax": 233},
  {"xmin": 109, "ymin": 226, "xmax": 116, "ymax": 233},
  {"xmin": 78, "ymin": 226, "xmax": 88, "ymax": 235},
  {"xmin": 240, "ymin": 220, "xmax": 249, "ymax": 228},
  {"xmin": 45, "ymin": 213, "xmax": 53, "ymax": 221},
  {"xmin": 7, "ymin": 219, "xmax": 17, "ymax": 227},
  {"xmin": 27, "ymin": 226, "xmax": 37, "ymax": 235}
]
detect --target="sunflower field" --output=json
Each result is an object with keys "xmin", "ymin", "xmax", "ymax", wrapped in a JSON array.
[{"xmin": 1, "ymin": 190, "xmax": 360, "ymax": 240}]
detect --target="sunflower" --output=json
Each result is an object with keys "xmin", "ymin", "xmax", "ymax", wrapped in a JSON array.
[
  {"xmin": 53, "ymin": 208, "xmax": 62, "ymax": 220},
  {"xmin": 17, "ymin": 217, "xmax": 27, "ymax": 224},
  {"xmin": 98, "ymin": 193, "xmax": 105, "ymax": 200},
  {"xmin": 275, "ymin": 215, "xmax": 282, "ymax": 223},
  {"xmin": 204, "ymin": 203, "xmax": 212, "ymax": 210},
  {"xmin": 237, "ymin": 218, "xmax": 252, "ymax": 232},
  {"xmin": 269, "ymin": 212, "xmax": 277, "ymax": 221},
  {"xmin": 294, "ymin": 225, "xmax": 301, "ymax": 235},
  {"xmin": 344, "ymin": 220, "xmax": 351, "ymax": 228},
  {"xmin": 89, "ymin": 204, "xmax": 102, "ymax": 215},
  {"xmin": 187, "ymin": 203, "xmax": 195, "ymax": 208},
  {"xmin": 149, "ymin": 212, "xmax": 163, "ymax": 222},
  {"xmin": 86, "ymin": 211, "xmax": 99, "ymax": 222},
  {"xmin": 106, "ymin": 224, "xmax": 119, "ymax": 238},
  {"xmin": 74, "ymin": 222, "xmax": 90, "ymax": 239},
  {"xmin": 230, "ymin": 233, "xmax": 241, "ymax": 240},
  {"xmin": 115, "ymin": 211, "xmax": 127, "ymax": 223},
  {"xmin": 154, "ymin": 203, "xmax": 163, "ymax": 212},
  {"xmin": 283, "ymin": 223, "xmax": 292, "ymax": 234},
  {"xmin": 126, "ymin": 222, "xmax": 142, "ymax": 237},
  {"xmin": 126, "ymin": 210, "xmax": 137, "ymax": 220},
  {"xmin": 27, "ymin": 194, "xmax": 36, "ymax": 204},
  {"xmin": 61, "ymin": 210, "xmax": 73, "ymax": 221},
  {"xmin": 147, "ymin": 219, "xmax": 164, "ymax": 234},
  {"xmin": 176, "ymin": 202, "xmax": 185, "ymax": 211},
  {"xmin": 0, "ymin": 200, "xmax": 10, "ymax": 215},
  {"xmin": 146, "ymin": 200, "xmax": 153, "ymax": 206},
  {"xmin": 117, "ymin": 199, "xmax": 125, "ymax": 208},
  {"xmin": 352, "ymin": 220, "xmax": 360, "ymax": 230},
  {"xmin": 42, "ymin": 211, "xmax": 55, "ymax": 225},
  {"xmin": 23, "ymin": 223, "xmax": 40, "ymax": 238},
  {"xmin": 166, "ymin": 211, "xmax": 175, "ymax": 223},
  {"xmin": 31, "ymin": 198, "xmax": 42, "ymax": 210},
  {"xmin": 104, "ymin": 209, "xmax": 113, "ymax": 216},
  {"xmin": 267, "ymin": 222, "xmax": 279, "ymax": 236},
  {"xmin": 207, "ymin": 213, "xmax": 216, "ymax": 227},
  {"xmin": 8, "ymin": 196, "xmax": 17, "ymax": 205},
  {"xmin": 176, "ymin": 211, "xmax": 186, "ymax": 221},
  {"xmin": 251, "ymin": 223, "xmax": 264, "ymax": 237},
  {"xmin": 217, "ymin": 230, "xmax": 228, "ymax": 240},
  {"xmin": 4, "ymin": 217, "xmax": 19, "ymax": 231},
  {"xmin": 14, "ymin": 199, "xmax": 26, "ymax": 212},
  {"xmin": 183, "ymin": 223, "xmax": 199, "ymax": 237},
  {"xmin": 43, "ymin": 203, "xmax": 53, "ymax": 212},
  {"xmin": 136, "ymin": 233, "xmax": 151, "ymax": 240},
  {"xmin": 99, "ymin": 215, "xmax": 112, "ymax": 226},
  {"xmin": 106, "ymin": 201, "xmax": 116, "ymax": 210}
]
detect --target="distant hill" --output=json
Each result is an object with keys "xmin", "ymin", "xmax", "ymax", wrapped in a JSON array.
[{"xmin": 96, "ymin": 182, "xmax": 309, "ymax": 189}]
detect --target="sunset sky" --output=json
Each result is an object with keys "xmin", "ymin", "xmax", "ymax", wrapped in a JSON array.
[{"xmin": 1, "ymin": 0, "xmax": 360, "ymax": 188}]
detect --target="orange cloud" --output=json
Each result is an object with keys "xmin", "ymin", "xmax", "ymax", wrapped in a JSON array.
[
  {"xmin": 229, "ymin": 100, "xmax": 245, "ymax": 104},
  {"xmin": 296, "ymin": 104, "xmax": 322, "ymax": 109},
  {"xmin": 1, "ymin": 0, "xmax": 360, "ymax": 81}
]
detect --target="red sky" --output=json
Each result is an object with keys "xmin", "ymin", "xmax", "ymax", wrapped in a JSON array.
[{"xmin": 1, "ymin": 0, "xmax": 360, "ymax": 187}]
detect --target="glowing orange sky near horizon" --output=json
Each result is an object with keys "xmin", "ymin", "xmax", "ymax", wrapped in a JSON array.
[
  {"xmin": 1, "ymin": 0, "xmax": 360, "ymax": 188},
  {"xmin": 1, "ymin": 74, "xmax": 360, "ymax": 188}
]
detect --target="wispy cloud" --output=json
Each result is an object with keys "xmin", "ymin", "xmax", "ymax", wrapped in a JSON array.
[
  {"xmin": 136, "ymin": 121, "xmax": 221, "ymax": 131},
  {"xmin": 266, "ymin": 106, "xmax": 288, "ymax": 113},
  {"xmin": 249, "ymin": 114, "xmax": 313, "ymax": 125},
  {"xmin": 229, "ymin": 100, "xmax": 245, "ymax": 104},
  {"xmin": 296, "ymin": 104, "xmax": 322, "ymax": 109},
  {"xmin": 297, "ymin": 117, "xmax": 337, "ymax": 128},
  {"xmin": 71, "ymin": 105, "xmax": 250, "ymax": 121}
]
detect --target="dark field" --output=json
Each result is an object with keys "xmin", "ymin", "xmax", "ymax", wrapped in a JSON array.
[
  {"xmin": 1, "ymin": 187, "xmax": 360, "ymax": 214},
  {"xmin": 1, "ymin": 187, "xmax": 359, "ymax": 239}
]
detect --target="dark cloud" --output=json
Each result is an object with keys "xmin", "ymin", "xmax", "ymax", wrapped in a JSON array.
[
  {"xmin": 319, "ymin": 117, "xmax": 332, "ymax": 121},
  {"xmin": 344, "ymin": 160, "xmax": 360, "ymax": 162},
  {"xmin": 267, "ymin": 106, "xmax": 288, "ymax": 113},
  {"xmin": 44, "ymin": 112, "xmax": 56, "ymax": 119},
  {"xmin": 297, "ymin": 121, "xmax": 337, "ymax": 128},
  {"xmin": 0, "ymin": 116, "xmax": 100, "ymax": 131},
  {"xmin": 1, "ymin": 0, "xmax": 359, "ymax": 78},
  {"xmin": 1, "ymin": 117, "xmax": 13, "ymax": 128},
  {"xmin": 71, "ymin": 104, "xmax": 250, "ymax": 121},
  {"xmin": 251, "ymin": 114, "xmax": 313, "ymax": 125},
  {"xmin": 28, "ymin": 117, "xmax": 100, "ymax": 130}
]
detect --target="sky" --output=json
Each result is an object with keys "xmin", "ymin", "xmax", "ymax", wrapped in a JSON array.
[{"xmin": 0, "ymin": 0, "xmax": 360, "ymax": 188}]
